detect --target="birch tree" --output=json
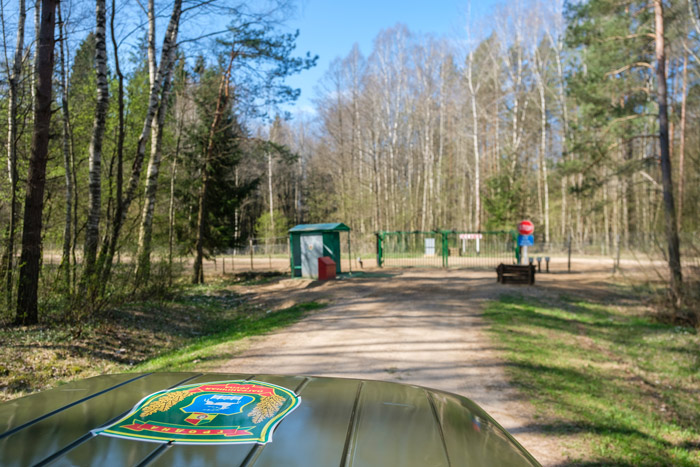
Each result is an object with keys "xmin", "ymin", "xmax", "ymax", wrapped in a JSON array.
[
  {"xmin": 98, "ymin": 0, "xmax": 125, "ymax": 295},
  {"xmin": 1, "ymin": 0, "xmax": 26, "ymax": 308},
  {"xmin": 134, "ymin": 0, "xmax": 183, "ymax": 283},
  {"xmin": 57, "ymin": 1, "xmax": 74, "ymax": 291},
  {"xmin": 465, "ymin": 46, "xmax": 481, "ymax": 232},
  {"xmin": 98, "ymin": 0, "xmax": 182, "ymax": 287},
  {"xmin": 532, "ymin": 38, "xmax": 551, "ymax": 243},
  {"xmin": 81, "ymin": 0, "xmax": 110, "ymax": 292}
]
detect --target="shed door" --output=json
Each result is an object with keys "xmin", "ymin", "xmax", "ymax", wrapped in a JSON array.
[
  {"xmin": 301, "ymin": 235, "xmax": 323, "ymax": 277},
  {"xmin": 323, "ymin": 232, "xmax": 341, "ymax": 272}
]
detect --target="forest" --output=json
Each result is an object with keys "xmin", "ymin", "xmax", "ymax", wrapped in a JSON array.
[{"xmin": 0, "ymin": 0, "xmax": 698, "ymax": 325}]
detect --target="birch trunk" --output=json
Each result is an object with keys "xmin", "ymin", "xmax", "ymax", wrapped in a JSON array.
[
  {"xmin": 168, "ymin": 133, "xmax": 181, "ymax": 287},
  {"xmin": 31, "ymin": 0, "xmax": 39, "ymax": 109},
  {"xmin": 134, "ymin": 0, "xmax": 167, "ymax": 282},
  {"xmin": 95, "ymin": 0, "xmax": 125, "ymax": 297},
  {"xmin": 436, "ymin": 64, "xmax": 446, "ymax": 227},
  {"xmin": 268, "ymin": 151, "xmax": 274, "ymax": 227},
  {"xmin": 57, "ymin": 2, "xmax": 73, "ymax": 290},
  {"xmin": 603, "ymin": 176, "xmax": 609, "ymax": 255},
  {"xmin": 536, "ymin": 72, "xmax": 550, "ymax": 243},
  {"xmin": 551, "ymin": 33, "xmax": 569, "ymax": 240},
  {"xmin": 15, "ymin": 0, "xmax": 56, "ymax": 325},
  {"xmin": 147, "ymin": 0, "xmax": 156, "ymax": 87},
  {"xmin": 135, "ymin": 63, "xmax": 174, "ymax": 283},
  {"xmin": 82, "ymin": 0, "xmax": 110, "ymax": 289},
  {"xmin": 508, "ymin": 44, "xmax": 524, "ymax": 178},
  {"xmin": 677, "ymin": 50, "xmax": 687, "ymax": 231},
  {"xmin": 2, "ymin": 0, "xmax": 26, "ymax": 308},
  {"xmin": 467, "ymin": 50, "xmax": 480, "ymax": 231}
]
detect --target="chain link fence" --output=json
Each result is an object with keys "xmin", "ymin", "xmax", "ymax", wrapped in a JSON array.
[
  {"xmin": 369, "ymin": 230, "xmax": 699, "ymax": 275},
  {"xmin": 35, "ymin": 231, "xmax": 700, "ymax": 277},
  {"xmin": 375, "ymin": 231, "xmax": 517, "ymax": 269}
]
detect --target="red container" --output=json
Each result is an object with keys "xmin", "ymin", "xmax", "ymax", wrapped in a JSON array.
[{"xmin": 318, "ymin": 256, "xmax": 336, "ymax": 281}]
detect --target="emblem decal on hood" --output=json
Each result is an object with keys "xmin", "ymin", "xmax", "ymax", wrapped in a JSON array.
[{"xmin": 94, "ymin": 380, "xmax": 300, "ymax": 445}]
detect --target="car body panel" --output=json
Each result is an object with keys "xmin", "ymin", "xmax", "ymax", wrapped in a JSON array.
[{"xmin": 0, "ymin": 373, "xmax": 540, "ymax": 466}]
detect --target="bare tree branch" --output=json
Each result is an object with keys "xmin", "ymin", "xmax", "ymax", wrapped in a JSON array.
[{"xmin": 605, "ymin": 61, "xmax": 654, "ymax": 77}]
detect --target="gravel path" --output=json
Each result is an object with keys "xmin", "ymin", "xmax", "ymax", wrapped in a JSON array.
[{"xmin": 217, "ymin": 267, "xmax": 619, "ymax": 465}]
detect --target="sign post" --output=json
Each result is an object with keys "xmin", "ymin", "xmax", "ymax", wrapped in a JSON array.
[
  {"xmin": 459, "ymin": 233, "xmax": 482, "ymax": 255},
  {"xmin": 517, "ymin": 220, "xmax": 534, "ymax": 265}
]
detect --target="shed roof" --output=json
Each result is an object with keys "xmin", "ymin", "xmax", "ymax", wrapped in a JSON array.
[{"xmin": 289, "ymin": 223, "xmax": 351, "ymax": 233}]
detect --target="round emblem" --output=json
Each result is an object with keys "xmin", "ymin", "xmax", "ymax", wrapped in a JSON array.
[{"xmin": 93, "ymin": 380, "xmax": 300, "ymax": 445}]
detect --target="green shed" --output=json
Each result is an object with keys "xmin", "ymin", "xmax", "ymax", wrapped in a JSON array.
[{"xmin": 289, "ymin": 223, "xmax": 351, "ymax": 278}]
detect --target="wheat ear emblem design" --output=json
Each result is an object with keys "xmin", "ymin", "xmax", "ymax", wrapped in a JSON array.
[
  {"xmin": 248, "ymin": 393, "xmax": 285, "ymax": 424},
  {"xmin": 140, "ymin": 391, "xmax": 190, "ymax": 417}
]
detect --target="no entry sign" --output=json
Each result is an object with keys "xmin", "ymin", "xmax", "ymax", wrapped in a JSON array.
[{"xmin": 517, "ymin": 220, "xmax": 534, "ymax": 236}]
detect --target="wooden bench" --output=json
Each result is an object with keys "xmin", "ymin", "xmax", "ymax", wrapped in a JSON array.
[{"xmin": 496, "ymin": 264, "xmax": 536, "ymax": 285}]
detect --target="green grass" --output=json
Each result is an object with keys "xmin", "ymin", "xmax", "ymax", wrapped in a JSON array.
[
  {"xmin": 483, "ymin": 295, "xmax": 700, "ymax": 466},
  {"xmin": 131, "ymin": 301, "xmax": 324, "ymax": 372},
  {"xmin": 0, "ymin": 272, "xmax": 323, "ymax": 401}
]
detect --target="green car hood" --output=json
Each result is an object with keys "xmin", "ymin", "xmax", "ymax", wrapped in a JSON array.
[{"xmin": 0, "ymin": 372, "xmax": 540, "ymax": 466}]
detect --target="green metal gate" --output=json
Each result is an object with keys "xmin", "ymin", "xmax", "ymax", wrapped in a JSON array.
[{"xmin": 376, "ymin": 230, "xmax": 517, "ymax": 269}]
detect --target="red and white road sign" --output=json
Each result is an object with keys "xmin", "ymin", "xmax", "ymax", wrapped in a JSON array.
[
  {"xmin": 459, "ymin": 233, "xmax": 483, "ymax": 240},
  {"xmin": 517, "ymin": 220, "xmax": 534, "ymax": 236}
]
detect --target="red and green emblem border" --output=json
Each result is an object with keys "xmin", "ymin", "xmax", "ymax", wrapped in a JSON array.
[{"xmin": 93, "ymin": 380, "xmax": 301, "ymax": 445}]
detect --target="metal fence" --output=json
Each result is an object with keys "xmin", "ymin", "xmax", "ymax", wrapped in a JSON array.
[
  {"xmin": 236, "ymin": 236, "xmax": 290, "ymax": 257},
  {"xmin": 444, "ymin": 231, "xmax": 518, "ymax": 269},
  {"xmin": 38, "ymin": 231, "xmax": 699, "ymax": 276},
  {"xmin": 373, "ymin": 230, "xmax": 700, "ymax": 274},
  {"xmin": 377, "ymin": 231, "xmax": 445, "ymax": 268},
  {"xmin": 376, "ymin": 230, "xmax": 517, "ymax": 269},
  {"xmin": 161, "ymin": 231, "xmax": 700, "ymax": 276}
]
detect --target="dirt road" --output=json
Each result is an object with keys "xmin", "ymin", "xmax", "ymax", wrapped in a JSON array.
[{"xmin": 217, "ymin": 265, "xmax": 626, "ymax": 465}]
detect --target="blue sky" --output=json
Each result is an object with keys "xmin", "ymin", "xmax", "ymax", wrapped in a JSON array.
[{"xmin": 282, "ymin": 0, "xmax": 499, "ymax": 116}]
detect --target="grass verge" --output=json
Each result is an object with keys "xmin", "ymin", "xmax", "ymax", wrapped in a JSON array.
[
  {"xmin": 0, "ymin": 273, "xmax": 323, "ymax": 401},
  {"xmin": 131, "ymin": 300, "xmax": 323, "ymax": 372},
  {"xmin": 483, "ymin": 295, "xmax": 700, "ymax": 466}
]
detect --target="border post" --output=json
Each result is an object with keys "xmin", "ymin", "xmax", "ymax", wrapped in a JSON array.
[{"xmin": 441, "ymin": 231, "xmax": 449, "ymax": 268}]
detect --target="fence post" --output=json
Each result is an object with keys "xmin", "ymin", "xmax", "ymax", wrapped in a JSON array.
[
  {"xmin": 249, "ymin": 238, "xmax": 254, "ymax": 270},
  {"xmin": 567, "ymin": 232, "xmax": 572, "ymax": 273},
  {"xmin": 376, "ymin": 233, "xmax": 383, "ymax": 268},
  {"xmin": 441, "ymin": 231, "xmax": 449, "ymax": 268},
  {"xmin": 347, "ymin": 232, "xmax": 352, "ymax": 273}
]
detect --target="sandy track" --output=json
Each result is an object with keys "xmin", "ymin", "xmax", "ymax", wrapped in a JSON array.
[{"xmin": 217, "ymin": 265, "xmax": 630, "ymax": 465}]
